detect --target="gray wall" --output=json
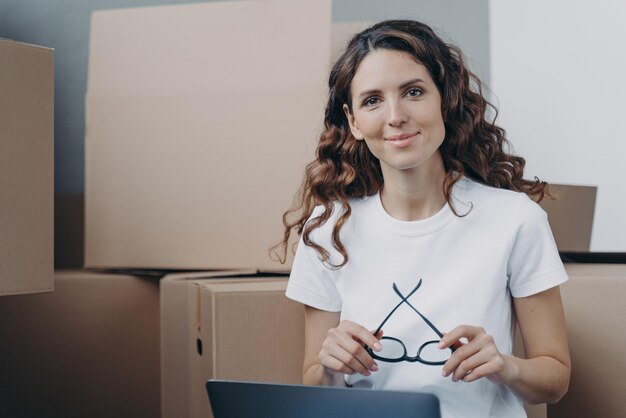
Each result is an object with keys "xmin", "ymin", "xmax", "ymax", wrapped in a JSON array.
[{"xmin": 1, "ymin": 0, "xmax": 489, "ymax": 194}]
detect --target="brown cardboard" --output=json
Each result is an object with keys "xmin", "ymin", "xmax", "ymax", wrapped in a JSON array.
[
  {"xmin": 0, "ymin": 38, "xmax": 54, "ymax": 296},
  {"xmin": 160, "ymin": 270, "xmax": 255, "ymax": 418},
  {"xmin": 539, "ymin": 184, "xmax": 596, "ymax": 252},
  {"xmin": 84, "ymin": 0, "xmax": 331, "ymax": 271},
  {"xmin": 547, "ymin": 264, "xmax": 626, "ymax": 418},
  {"xmin": 160, "ymin": 273, "xmax": 303, "ymax": 418},
  {"xmin": 0, "ymin": 270, "xmax": 160, "ymax": 417}
]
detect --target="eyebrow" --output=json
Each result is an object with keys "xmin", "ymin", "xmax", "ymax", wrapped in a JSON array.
[{"xmin": 356, "ymin": 78, "xmax": 425, "ymax": 100}]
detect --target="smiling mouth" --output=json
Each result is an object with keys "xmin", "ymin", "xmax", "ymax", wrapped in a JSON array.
[{"xmin": 385, "ymin": 132, "xmax": 419, "ymax": 141}]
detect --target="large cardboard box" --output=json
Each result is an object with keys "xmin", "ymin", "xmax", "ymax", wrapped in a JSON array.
[
  {"xmin": 0, "ymin": 270, "xmax": 160, "ymax": 418},
  {"xmin": 84, "ymin": 0, "xmax": 331, "ymax": 271},
  {"xmin": 161, "ymin": 273, "xmax": 303, "ymax": 418},
  {"xmin": 548, "ymin": 263, "xmax": 626, "ymax": 418},
  {"xmin": 0, "ymin": 38, "xmax": 54, "ymax": 296}
]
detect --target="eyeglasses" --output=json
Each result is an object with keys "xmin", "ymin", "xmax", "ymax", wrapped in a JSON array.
[{"xmin": 365, "ymin": 279, "xmax": 457, "ymax": 365}]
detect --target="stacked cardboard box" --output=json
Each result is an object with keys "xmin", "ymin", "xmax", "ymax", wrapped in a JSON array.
[
  {"xmin": 0, "ymin": 271, "xmax": 160, "ymax": 418},
  {"xmin": 0, "ymin": 38, "xmax": 54, "ymax": 296},
  {"xmin": 81, "ymin": 1, "xmax": 335, "ymax": 417},
  {"xmin": 160, "ymin": 272, "xmax": 303, "ymax": 418},
  {"xmin": 550, "ymin": 264, "xmax": 626, "ymax": 418},
  {"xmin": 84, "ymin": 0, "xmax": 332, "ymax": 271}
]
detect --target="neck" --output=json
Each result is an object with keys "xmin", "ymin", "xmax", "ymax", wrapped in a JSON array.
[{"xmin": 379, "ymin": 159, "xmax": 447, "ymax": 222}]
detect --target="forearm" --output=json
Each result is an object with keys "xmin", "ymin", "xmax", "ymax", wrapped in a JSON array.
[
  {"xmin": 303, "ymin": 363, "xmax": 347, "ymax": 387},
  {"xmin": 503, "ymin": 354, "xmax": 570, "ymax": 404}
]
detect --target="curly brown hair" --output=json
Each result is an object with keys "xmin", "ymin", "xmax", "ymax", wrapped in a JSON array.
[{"xmin": 271, "ymin": 19, "xmax": 550, "ymax": 269}]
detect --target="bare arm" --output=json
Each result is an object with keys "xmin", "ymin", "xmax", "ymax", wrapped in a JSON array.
[
  {"xmin": 440, "ymin": 286, "xmax": 571, "ymax": 404},
  {"xmin": 506, "ymin": 286, "xmax": 571, "ymax": 403},
  {"xmin": 302, "ymin": 305, "xmax": 382, "ymax": 386}
]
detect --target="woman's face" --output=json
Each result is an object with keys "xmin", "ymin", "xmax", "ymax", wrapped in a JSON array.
[{"xmin": 343, "ymin": 49, "xmax": 446, "ymax": 178}]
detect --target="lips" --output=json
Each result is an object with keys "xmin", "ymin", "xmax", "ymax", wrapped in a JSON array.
[
  {"xmin": 386, "ymin": 132, "xmax": 418, "ymax": 141},
  {"xmin": 384, "ymin": 132, "xmax": 419, "ymax": 148}
]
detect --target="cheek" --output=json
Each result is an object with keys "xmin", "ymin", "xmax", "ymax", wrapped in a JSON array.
[
  {"xmin": 354, "ymin": 112, "xmax": 384, "ymax": 137},
  {"xmin": 435, "ymin": 119, "xmax": 446, "ymax": 143},
  {"xmin": 425, "ymin": 109, "xmax": 446, "ymax": 141}
]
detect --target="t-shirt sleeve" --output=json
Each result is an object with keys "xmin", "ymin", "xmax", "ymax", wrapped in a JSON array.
[
  {"xmin": 285, "ymin": 231, "xmax": 342, "ymax": 312},
  {"xmin": 507, "ymin": 197, "xmax": 569, "ymax": 298}
]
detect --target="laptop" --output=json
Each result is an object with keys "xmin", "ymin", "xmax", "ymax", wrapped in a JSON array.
[{"xmin": 206, "ymin": 379, "xmax": 441, "ymax": 418}]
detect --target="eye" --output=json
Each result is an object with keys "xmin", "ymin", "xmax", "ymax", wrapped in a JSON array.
[
  {"xmin": 362, "ymin": 96, "xmax": 381, "ymax": 107},
  {"xmin": 405, "ymin": 87, "xmax": 424, "ymax": 98}
]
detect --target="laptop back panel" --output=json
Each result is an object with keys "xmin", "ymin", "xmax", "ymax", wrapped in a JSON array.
[{"xmin": 206, "ymin": 380, "xmax": 441, "ymax": 418}]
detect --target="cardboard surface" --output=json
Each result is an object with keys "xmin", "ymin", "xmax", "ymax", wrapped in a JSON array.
[
  {"xmin": 160, "ymin": 270, "xmax": 254, "ymax": 418},
  {"xmin": 0, "ymin": 270, "xmax": 160, "ymax": 417},
  {"xmin": 539, "ymin": 184, "xmax": 596, "ymax": 252},
  {"xmin": 547, "ymin": 264, "xmax": 626, "ymax": 418},
  {"xmin": 0, "ymin": 38, "xmax": 54, "ymax": 296},
  {"xmin": 160, "ymin": 273, "xmax": 302, "ymax": 418},
  {"xmin": 84, "ymin": 0, "xmax": 331, "ymax": 271}
]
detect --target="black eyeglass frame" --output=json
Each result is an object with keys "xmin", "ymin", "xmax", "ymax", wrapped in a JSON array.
[{"xmin": 364, "ymin": 279, "xmax": 457, "ymax": 366}]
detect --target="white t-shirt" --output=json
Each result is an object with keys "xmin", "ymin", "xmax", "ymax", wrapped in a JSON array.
[{"xmin": 286, "ymin": 176, "xmax": 568, "ymax": 418}]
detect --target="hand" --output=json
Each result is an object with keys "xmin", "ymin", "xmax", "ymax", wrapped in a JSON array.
[
  {"xmin": 439, "ymin": 325, "xmax": 517, "ymax": 384},
  {"xmin": 319, "ymin": 320, "xmax": 383, "ymax": 377}
]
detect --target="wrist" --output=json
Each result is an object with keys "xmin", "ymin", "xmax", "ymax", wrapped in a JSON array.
[
  {"xmin": 321, "ymin": 365, "xmax": 347, "ymax": 387},
  {"xmin": 500, "ymin": 355, "xmax": 521, "ymax": 385}
]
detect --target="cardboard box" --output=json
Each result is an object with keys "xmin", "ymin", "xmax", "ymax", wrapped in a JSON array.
[
  {"xmin": 160, "ymin": 273, "xmax": 303, "ymax": 418},
  {"xmin": 539, "ymin": 184, "xmax": 596, "ymax": 252},
  {"xmin": 84, "ymin": 0, "xmax": 331, "ymax": 271},
  {"xmin": 0, "ymin": 38, "xmax": 54, "ymax": 296},
  {"xmin": 0, "ymin": 270, "xmax": 160, "ymax": 418},
  {"xmin": 547, "ymin": 264, "xmax": 626, "ymax": 418}
]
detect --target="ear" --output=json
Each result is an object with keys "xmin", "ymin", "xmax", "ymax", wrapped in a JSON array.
[{"xmin": 343, "ymin": 104, "xmax": 364, "ymax": 140}]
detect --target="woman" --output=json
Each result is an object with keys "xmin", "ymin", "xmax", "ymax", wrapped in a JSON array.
[{"xmin": 273, "ymin": 19, "xmax": 570, "ymax": 418}]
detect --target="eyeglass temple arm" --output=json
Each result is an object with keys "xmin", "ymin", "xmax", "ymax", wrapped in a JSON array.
[
  {"xmin": 392, "ymin": 282, "xmax": 445, "ymax": 339},
  {"xmin": 371, "ymin": 280, "xmax": 424, "ymax": 336}
]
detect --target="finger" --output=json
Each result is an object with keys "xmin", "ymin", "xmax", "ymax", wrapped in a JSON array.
[
  {"xmin": 327, "ymin": 326, "xmax": 379, "ymax": 371},
  {"xmin": 371, "ymin": 329, "xmax": 384, "ymax": 340},
  {"xmin": 325, "ymin": 328, "xmax": 375, "ymax": 374},
  {"xmin": 320, "ymin": 353, "xmax": 357, "ymax": 375},
  {"xmin": 335, "ymin": 330, "xmax": 379, "ymax": 373},
  {"xmin": 461, "ymin": 357, "xmax": 506, "ymax": 383},
  {"xmin": 340, "ymin": 321, "xmax": 383, "ymax": 352},
  {"xmin": 450, "ymin": 349, "xmax": 492, "ymax": 382},
  {"xmin": 445, "ymin": 333, "xmax": 502, "ymax": 381},
  {"xmin": 441, "ymin": 339, "xmax": 482, "ymax": 378},
  {"xmin": 326, "ymin": 341, "xmax": 372, "ymax": 376},
  {"xmin": 438, "ymin": 325, "xmax": 484, "ymax": 349}
]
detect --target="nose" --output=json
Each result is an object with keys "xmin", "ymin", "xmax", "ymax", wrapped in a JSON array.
[{"xmin": 387, "ymin": 99, "xmax": 408, "ymax": 127}]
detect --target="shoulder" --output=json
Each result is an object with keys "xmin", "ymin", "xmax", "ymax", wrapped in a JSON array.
[{"xmin": 455, "ymin": 176, "xmax": 546, "ymax": 221}]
